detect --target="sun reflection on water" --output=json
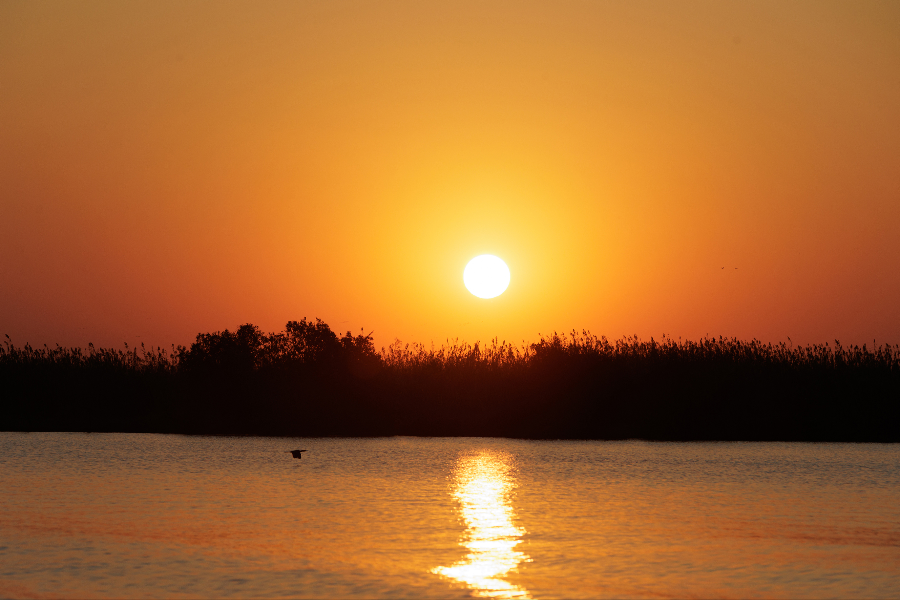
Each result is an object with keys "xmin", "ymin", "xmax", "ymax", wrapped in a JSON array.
[{"xmin": 433, "ymin": 451, "xmax": 531, "ymax": 598}]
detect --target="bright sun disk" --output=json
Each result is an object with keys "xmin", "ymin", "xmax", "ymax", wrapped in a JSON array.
[{"xmin": 464, "ymin": 255, "xmax": 510, "ymax": 299}]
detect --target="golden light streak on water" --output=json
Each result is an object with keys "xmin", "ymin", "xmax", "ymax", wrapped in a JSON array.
[{"xmin": 432, "ymin": 451, "xmax": 532, "ymax": 598}]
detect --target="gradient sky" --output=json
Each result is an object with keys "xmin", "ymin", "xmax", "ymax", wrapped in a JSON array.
[{"xmin": 2, "ymin": 1, "xmax": 898, "ymax": 350}]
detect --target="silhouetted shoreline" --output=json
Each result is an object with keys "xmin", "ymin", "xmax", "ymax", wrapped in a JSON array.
[{"xmin": 3, "ymin": 320, "xmax": 898, "ymax": 441}]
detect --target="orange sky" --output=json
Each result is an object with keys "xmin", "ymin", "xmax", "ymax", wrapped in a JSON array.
[{"xmin": 2, "ymin": 1, "xmax": 898, "ymax": 350}]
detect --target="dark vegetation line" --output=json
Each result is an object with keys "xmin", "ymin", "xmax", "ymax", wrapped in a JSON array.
[{"xmin": 2, "ymin": 320, "xmax": 898, "ymax": 441}]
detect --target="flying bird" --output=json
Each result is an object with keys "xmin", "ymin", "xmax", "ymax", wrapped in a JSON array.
[{"xmin": 287, "ymin": 449, "xmax": 308, "ymax": 459}]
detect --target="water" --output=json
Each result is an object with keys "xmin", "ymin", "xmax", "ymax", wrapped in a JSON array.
[{"xmin": 1, "ymin": 433, "xmax": 898, "ymax": 599}]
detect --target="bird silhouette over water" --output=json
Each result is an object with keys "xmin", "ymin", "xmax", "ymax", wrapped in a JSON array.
[{"xmin": 287, "ymin": 449, "xmax": 308, "ymax": 459}]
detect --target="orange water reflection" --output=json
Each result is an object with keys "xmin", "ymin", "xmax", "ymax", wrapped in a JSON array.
[{"xmin": 433, "ymin": 451, "xmax": 531, "ymax": 598}]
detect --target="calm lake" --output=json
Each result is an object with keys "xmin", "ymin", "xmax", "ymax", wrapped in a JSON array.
[{"xmin": 1, "ymin": 433, "xmax": 898, "ymax": 599}]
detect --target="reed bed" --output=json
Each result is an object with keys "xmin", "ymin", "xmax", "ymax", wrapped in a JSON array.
[{"xmin": 2, "ymin": 322, "xmax": 898, "ymax": 440}]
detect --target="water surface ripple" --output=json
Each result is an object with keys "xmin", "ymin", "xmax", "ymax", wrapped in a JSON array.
[{"xmin": 0, "ymin": 433, "xmax": 898, "ymax": 598}]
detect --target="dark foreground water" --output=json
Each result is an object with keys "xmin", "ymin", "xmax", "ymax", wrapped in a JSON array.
[{"xmin": 0, "ymin": 433, "xmax": 898, "ymax": 599}]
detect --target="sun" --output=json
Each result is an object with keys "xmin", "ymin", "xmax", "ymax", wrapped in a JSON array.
[{"xmin": 464, "ymin": 255, "xmax": 510, "ymax": 299}]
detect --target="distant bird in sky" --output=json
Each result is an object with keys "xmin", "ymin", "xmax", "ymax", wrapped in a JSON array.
[{"xmin": 287, "ymin": 449, "xmax": 308, "ymax": 459}]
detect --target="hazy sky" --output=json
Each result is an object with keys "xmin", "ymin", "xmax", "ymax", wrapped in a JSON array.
[{"xmin": 2, "ymin": 1, "xmax": 898, "ymax": 350}]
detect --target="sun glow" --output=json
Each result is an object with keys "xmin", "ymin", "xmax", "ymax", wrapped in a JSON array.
[
  {"xmin": 432, "ymin": 451, "xmax": 531, "ymax": 598},
  {"xmin": 464, "ymin": 255, "xmax": 511, "ymax": 299}
]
